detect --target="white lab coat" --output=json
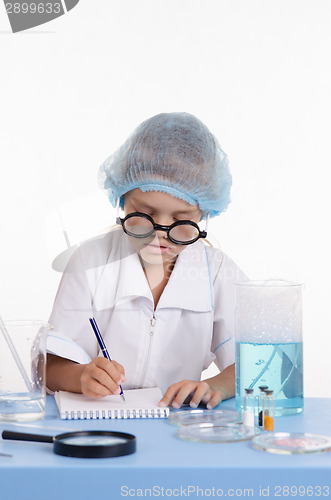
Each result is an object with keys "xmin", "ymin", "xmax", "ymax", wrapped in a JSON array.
[{"xmin": 47, "ymin": 228, "xmax": 247, "ymax": 394}]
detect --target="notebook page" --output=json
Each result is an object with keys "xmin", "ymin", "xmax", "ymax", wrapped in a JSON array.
[{"xmin": 55, "ymin": 387, "xmax": 169, "ymax": 420}]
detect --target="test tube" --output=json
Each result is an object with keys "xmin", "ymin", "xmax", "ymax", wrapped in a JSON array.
[
  {"xmin": 243, "ymin": 388, "xmax": 255, "ymax": 427},
  {"xmin": 263, "ymin": 389, "xmax": 275, "ymax": 431},
  {"xmin": 258, "ymin": 385, "xmax": 268, "ymax": 427}
]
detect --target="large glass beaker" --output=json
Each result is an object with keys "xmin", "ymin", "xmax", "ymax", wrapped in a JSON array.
[
  {"xmin": 0, "ymin": 320, "xmax": 51, "ymax": 421},
  {"xmin": 235, "ymin": 280, "xmax": 303, "ymax": 416}
]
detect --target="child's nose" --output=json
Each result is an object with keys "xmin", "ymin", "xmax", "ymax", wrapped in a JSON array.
[
  {"xmin": 153, "ymin": 218, "xmax": 171, "ymax": 239},
  {"xmin": 153, "ymin": 215, "xmax": 173, "ymax": 227},
  {"xmin": 154, "ymin": 227, "xmax": 169, "ymax": 239}
]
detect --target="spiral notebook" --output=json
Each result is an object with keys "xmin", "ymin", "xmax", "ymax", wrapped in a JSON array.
[{"xmin": 54, "ymin": 387, "xmax": 169, "ymax": 420}]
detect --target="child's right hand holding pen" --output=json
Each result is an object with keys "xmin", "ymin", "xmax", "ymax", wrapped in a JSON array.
[
  {"xmin": 46, "ymin": 353, "xmax": 126, "ymax": 399},
  {"xmin": 80, "ymin": 357, "xmax": 126, "ymax": 399},
  {"xmin": 88, "ymin": 317, "xmax": 126, "ymax": 401}
]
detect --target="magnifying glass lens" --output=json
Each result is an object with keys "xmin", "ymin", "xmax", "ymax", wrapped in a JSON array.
[{"xmin": 60, "ymin": 435, "xmax": 128, "ymax": 446}]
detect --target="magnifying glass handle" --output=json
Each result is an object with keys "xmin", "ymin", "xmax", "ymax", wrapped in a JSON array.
[{"xmin": 2, "ymin": 430, "xmax": 53, "ymax": 443}]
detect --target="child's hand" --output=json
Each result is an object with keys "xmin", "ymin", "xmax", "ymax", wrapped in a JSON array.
[
  {"xmin": 158, "ymin": 380, "xmax": 223, "ymax": 410},
  {"xmin": 80, "ymin": 357, "xmax": 126, "ymax": 399}
]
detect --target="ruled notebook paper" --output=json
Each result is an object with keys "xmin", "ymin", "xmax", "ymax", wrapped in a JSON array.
[{"xmin": 54, "ymin": 387, "xmax": 169, "ymax": 420}]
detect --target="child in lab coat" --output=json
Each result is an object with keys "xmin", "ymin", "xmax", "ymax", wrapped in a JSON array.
[{"xmin": 46, "ymin": 112, "xmax": 246, "ymax": 409}]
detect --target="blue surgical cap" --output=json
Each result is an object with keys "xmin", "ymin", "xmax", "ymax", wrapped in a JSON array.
[{"xmin": 98, "ymin": 112, "xmax": 232, "ymax": 218}]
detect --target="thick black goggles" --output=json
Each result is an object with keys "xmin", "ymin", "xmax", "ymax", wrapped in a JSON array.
[{"xmin": 116, "ymin": 212, "xmax": 207, "ymax": 245}]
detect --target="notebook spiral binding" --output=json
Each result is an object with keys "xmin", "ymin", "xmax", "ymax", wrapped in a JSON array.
[{"xmin": 64, "ymin": 407, "xmax": 168, "ymax": 420}]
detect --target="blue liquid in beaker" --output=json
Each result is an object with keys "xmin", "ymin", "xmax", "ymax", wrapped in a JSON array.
[{"xmin": 235, "ymin": 341, "xmax": 303, "ymax": 416}]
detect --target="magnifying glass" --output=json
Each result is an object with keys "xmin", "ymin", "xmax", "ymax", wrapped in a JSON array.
[{"xmin": 2, "ymin": 430, "xmax": 136, "ymax": 458}]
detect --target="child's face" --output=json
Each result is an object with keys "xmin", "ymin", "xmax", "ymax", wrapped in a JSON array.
[{"xmin": 124, "ymin": 189, "xmax": 202, "ymax": 266}]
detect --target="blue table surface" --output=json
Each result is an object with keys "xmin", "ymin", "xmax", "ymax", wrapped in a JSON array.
[{"xmin": 1, "ymin": 397, "xmax": 331, "ymax": 500}]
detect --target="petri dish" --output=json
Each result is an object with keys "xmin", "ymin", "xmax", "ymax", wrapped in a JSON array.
[
  {"xmin": 169, "ymin": 409, "xmax": 240, "ymax": 427},
  {"xmin": 177, "ymin": 423, "xmax": 259, "ymax": 443},
  {"xmin": 251, "ymin": 432, "xmax": 331, "ymax": 455}
]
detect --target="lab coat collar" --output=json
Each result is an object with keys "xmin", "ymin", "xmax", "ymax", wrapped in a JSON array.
[
  {"xmin": 114, "ymin": 234, "xmax": 153, "ymax": 304},
  {"xmin": 113, "ymin": 234, "xmax": 213, "ymax": 312},
  {"xmin": 157, "ymin": 242, "xmax": 213, "ymax": 312}
]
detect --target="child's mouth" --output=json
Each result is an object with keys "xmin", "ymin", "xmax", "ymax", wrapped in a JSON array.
[{"xmin": 145, "ymin": 243, "xmax": 169, "ymax": 255}]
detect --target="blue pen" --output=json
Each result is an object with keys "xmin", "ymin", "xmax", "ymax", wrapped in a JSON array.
[{"xmin": 89, "ymin": 317, "xmax": 125, "ymax": 402}]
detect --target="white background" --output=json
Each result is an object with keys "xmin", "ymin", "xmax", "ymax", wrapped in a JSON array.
[{"xmin": 0, "ymin": 1, "xmax": 330, "ymax": 396}]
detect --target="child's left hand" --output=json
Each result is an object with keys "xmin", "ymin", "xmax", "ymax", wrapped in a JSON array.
[
  {"xmin": 158, "ymin": 364, "xmax": 235, "ymax": 410},
  {"xmin": 158, "ymin": 380, "xmax": 223, "ymax": 410}
]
